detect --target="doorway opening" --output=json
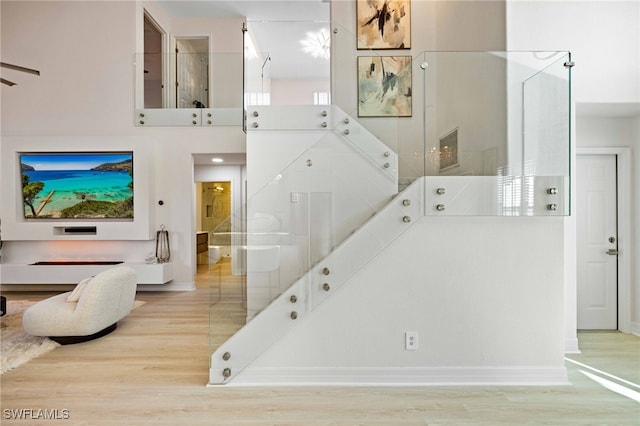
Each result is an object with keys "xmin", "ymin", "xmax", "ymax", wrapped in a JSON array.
[
  {"xmin": 175, "ymin": 37, "xmax": 210, "ymax": 108},
  {"xmin": 576, "ymin": 148, "xmax": 632, "ymax": 333},
  {"xmin": 576, "ymin": 154, "xmax": 618, "ymax": 330},
  {"xmin": 143, "ymin": 12, "xmax": 165, "ymax": 108},
  {"xmin": 196, "ymin": 181, "xmax": 231, "ymax": 267}
]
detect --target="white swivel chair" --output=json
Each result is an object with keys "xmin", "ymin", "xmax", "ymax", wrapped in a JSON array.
[{"xmin": 23, "ymin": 266, "xmax": 137, "ymax": 344}]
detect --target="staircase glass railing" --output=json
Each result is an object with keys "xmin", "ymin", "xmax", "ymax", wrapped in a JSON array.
[
  {"xmin": 415, "ymin": 51, "xmax": 571, "ymax": 216},
  {"xmin": 209, "ymin": 19, "xmax": 572, "ymax": 382},
  {"xmin": 329, "ymin": 18, "xmax": 571, "ymax": 215},
  {"xmin": 208, "ymin": 105, "xmax": 400, "ymax": 378}
]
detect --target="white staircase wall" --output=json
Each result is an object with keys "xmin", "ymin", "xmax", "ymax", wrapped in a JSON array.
[{"xmin": 232, "ymin": 211, "xmax": 567, "ymax": 385}]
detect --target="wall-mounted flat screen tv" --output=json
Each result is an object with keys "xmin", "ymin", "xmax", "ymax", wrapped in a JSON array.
[{"xmin": 20, "ymin": 152, "xmax": 133, "ymax": 220}]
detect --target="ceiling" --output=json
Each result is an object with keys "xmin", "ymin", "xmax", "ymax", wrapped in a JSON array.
[
  {"xmin": 158, "ymin": 0, "xmax": 329, "ymax": 21},
  {"xmin": 193, "ymin": 153, "xmax": 246, "ymax": 166}
]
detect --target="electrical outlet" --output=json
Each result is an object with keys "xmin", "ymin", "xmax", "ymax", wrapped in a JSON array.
[{"xmin": 405, "ymin": 331, "xmax": 418, "ymax": 351}]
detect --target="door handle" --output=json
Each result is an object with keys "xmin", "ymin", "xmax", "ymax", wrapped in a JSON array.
[{"xmin": 606, "ymin": 249, "xmax": 619, "ymax": 255}]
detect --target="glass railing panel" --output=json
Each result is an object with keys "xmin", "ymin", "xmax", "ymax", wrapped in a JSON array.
[
  {"xmin": 414, "ymin": 51, "xmax": 571, "ymax": 216},
  {"xmin": 244, "ymin": 20, "xmax": 331, "ymax": 109},
  {"xmin": 208, "ymin": 213, "xmax": 247, "ymax": 370},
  {"xmin": 329, "ymin": 20, "xmax": 424, "ymax": 190},
  {"xmin": 133, "ymin": 53, "xmax": 243, "ymax": 126},
  {"xmin": 242, "ymin": 127, "xmax": 397, "ymax": 321}
]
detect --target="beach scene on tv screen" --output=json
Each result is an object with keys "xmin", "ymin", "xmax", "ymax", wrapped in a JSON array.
[{"xmin": 20, "ymin": 152, "xmax": 133, "ymax": 219}]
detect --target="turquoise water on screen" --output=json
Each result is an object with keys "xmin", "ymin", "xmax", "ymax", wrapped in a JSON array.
[{"xmin": 22, "ymin": 170, "xmax": 132, "ymax": 217}]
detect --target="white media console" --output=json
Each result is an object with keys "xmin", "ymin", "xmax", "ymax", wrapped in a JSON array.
[{"xmin": 0, "ymin": 262, "xmax": 173, "ymax": 285}]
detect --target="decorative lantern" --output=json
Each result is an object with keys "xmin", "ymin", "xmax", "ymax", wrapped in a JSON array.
[{"xmin": 155, "ymin": 224, "xmax": 170, "ymax": 263}]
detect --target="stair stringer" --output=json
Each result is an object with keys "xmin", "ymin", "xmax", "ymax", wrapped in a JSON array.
[{"xmin": 209, "ymin": 178, "xmax": 425, "ymax": 385}]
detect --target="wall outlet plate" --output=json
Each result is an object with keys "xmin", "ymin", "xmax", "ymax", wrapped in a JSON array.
[{"xmin": 405, "ymin": 331, "xmax": 418, "ymax": 350}]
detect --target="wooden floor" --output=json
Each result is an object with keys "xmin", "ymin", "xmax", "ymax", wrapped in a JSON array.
[{"xmin": 1, "ymin": 259, "xmax": 639, "ymax": 425}]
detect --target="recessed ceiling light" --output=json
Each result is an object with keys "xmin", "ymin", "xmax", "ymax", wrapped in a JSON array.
[{"xmin": 211, "ymin": 158, "xmax": 224, "ymax": 163}]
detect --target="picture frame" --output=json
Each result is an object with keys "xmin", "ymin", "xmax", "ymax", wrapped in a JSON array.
[
  {"xmin": 356, "ymin": 0, "xmax": 411, "ymax": 50},
  {"xmin": 357, "ymin": 56, "xmax": 412, "ymax": 117}
]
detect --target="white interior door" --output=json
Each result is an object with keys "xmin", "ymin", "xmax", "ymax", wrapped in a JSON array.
[{"xmin": 577, "ymin": 154, "xmax": 618, "ymax": 330}]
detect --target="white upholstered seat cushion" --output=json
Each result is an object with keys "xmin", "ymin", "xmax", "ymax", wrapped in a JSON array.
[{"xmin": 23, "ymin": 266, "xmax": 137, "ymax": 337}]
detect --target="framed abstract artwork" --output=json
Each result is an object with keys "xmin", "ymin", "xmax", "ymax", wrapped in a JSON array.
[
  {"xmin": 357, "ymin": 56, "xmax": 412, "ymax": 117},
  {"xmin": 356, "ymin": 0, "xmax": 411, "ymax": 50}
]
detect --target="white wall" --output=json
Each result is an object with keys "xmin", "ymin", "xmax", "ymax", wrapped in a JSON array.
[
  {"xmin": 506, "ymin": 1, "xmax": 640, "ymax": 105},
  {"xmin": 0, "ymin": 1, "xmax": 245, "ymax": 289},
  {"xmin": 506, "ymin": 0, "xmax": 640, "ymax": 338},
  {"xmin": 236, "ymin": 215, "xmax": 567, "ymax": 384},
  {"xmin": 271, "ymin": 78, "xmax": 330, "ymax": 105}
]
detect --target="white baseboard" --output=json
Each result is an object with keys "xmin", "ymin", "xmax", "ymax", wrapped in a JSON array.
[
  {"xmin": 632, "ymin": 321, "xmax": 640, "ymax": 337},
  {"xmin": 564, "ymin": 337, "xmax": 581, "ymax": 354},
  {"xmin": 220, "ymin": 366, "xmax": 569, "ymax": 387}
]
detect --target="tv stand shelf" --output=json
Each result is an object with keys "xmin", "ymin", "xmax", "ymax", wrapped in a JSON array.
[{"xmin": 0, "ymin": 262, "xmax": 173, "ymax": 285}]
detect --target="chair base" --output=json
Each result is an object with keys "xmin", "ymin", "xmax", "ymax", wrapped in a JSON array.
[{"xmin": 49, "ymin": 322, "xmax": 118, "ymax": 345}]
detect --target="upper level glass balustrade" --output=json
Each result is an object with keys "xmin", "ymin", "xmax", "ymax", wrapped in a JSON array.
[{"xmin": 133, "ymin": 52, "xmax": 244, "ymax": 126}]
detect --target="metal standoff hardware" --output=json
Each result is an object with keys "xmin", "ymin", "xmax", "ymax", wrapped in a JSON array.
[
  {"xmin": 207, "ymin": 112, "xmax": 212, "ymax": 117},
  {"xmin": 547, "ymin": 203, "xmax": 558, "ymax": 211},
  {"xmin": 322, "ymin": 267, "xmax": 330, "ymax": 275},
  {"xmin": 207, "ymin": 120, "xmax": 212, "ymax": 125},
  {"xmin": 192, "ymin": 121, "xmax": 197, "ymax": 125},
  {"xmin": 546, "ymin": 187, "xmax": 558, "ymax": 195},
  {"xmin": 139, "ymin": 113, "xmax": 144, "ymax": 117},
  {"xmin": 223, "ymin": 368, "xmax": 231, "ymax": 378},
  {"xmin": 384, "ymin": 163, "xmax": 390, "ymax": 168},
  {"xmin": 290, "ymin": 295, "xmax": 298, "ymax": 303},
  {"xmin": 402, "ymin": 199, "xmax": 411, "ymax": 206},
  {"xmin": 321, "ymin": 110, "xmax": 327, "ymax": 117},
  {"xmin": 253, "ymin": 111, "xmax": 259, "ymax": 117},
  {"xmin": 436, "ymin": 188, "xmax": 446, "ymax": 195},
  {"xmin": 322, "ymin": 283, "xmax": 331, "ymax": 291},
  {"xmin": 344, "ymin": 129, "xmax": 350, "ymax": 135},
  {"xmin": 306, "ymin": 159, "xmax": 313, "ymax": 167},
  {"xmin": 344, "ymin": 118, "xmax": 350, "ymax": 124},
  {"xmin": 436, "ymin": 204, "xmax": 445, "ymax": 211},
  {"xmin": 384, "ymin": 151, "xmax": 390, "ymax": 157},
  {"xmin": 321, "ymin": 122, "xmax": 327, "ymax": 127},
  {"xmin": 290, "ymin": 311, "xmax": 298, "ymax": 320},
  {"xmin": 252, "ymin": 122, "xmax": 259, "ymax": 128},
  {"xmin": 403, "ymin": 216, "xmax": 411, "ymax": 223},
  {"xmin": 222, "ymin": 352, "xmax": 231, "ymax": 361},
  {"xmin": 192, "ymin": 113, "xmax": 197, "ymax": 118},
  {"xmin": 139, "ymin": 121, "xmax": 144, "ymax": 125}
]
